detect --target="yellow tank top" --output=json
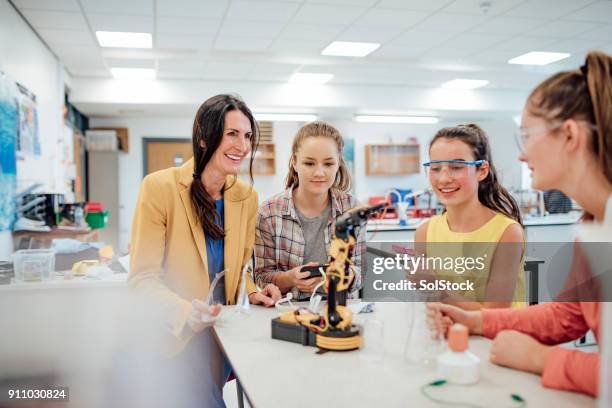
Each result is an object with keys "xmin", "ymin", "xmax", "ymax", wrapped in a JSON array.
[{"xmin": 426, "ymin": 212, "xmax": 526, "ymax": 308}]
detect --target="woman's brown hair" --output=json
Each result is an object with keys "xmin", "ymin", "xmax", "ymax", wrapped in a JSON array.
[
  {"xmin": 190, "ymin": 94, "xmax": 259, "ymax": 239},
  {"xmin": 285, "ymin": 121, "xmax": 352, "ymax": 192},
  {"xmin": 526, "ymin": 50, "xmax": 612, "ymax": 185},
  {"xmin": 430, "ymin": 124, "xmax": 523, "ymax": 226}
]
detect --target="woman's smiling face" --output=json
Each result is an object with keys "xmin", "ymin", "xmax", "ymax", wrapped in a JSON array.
[{"xmin": 206, "ymin": 109, "xmax": 253, "ymax": 176}]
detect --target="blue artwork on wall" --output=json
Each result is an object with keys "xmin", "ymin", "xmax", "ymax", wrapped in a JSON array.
[{"xmin": 0, "ymin": 72, "xmax": 18, "ymax": 231}]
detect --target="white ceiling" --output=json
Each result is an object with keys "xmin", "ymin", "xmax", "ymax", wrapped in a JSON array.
[{"xmin": 10, "ymin": 0, "xmax": 612, "ymax": 117}]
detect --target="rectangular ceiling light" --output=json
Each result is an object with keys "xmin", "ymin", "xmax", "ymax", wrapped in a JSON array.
[
  {"xmin": 355, "ymin": 115, "xmax": 439, "ymax": 124},
  {"xmin": 288, "ymin": 73, "xmax": 333, "ymax": 85},
  {"xmin": 96, "ymin": 31, "xmax": 152, "ymax": 48},
  {"xmin": 255, "ymin": 113, "xmax": 317, "ymax": 122},
  {"xmin": 321, "ymin": 41, "xmax": 380, "ymax": 57},
  {"xmin": 441, "ymin": 79, "xmax": 489, "ymax": 90},
  {"xmin": 508, "ymin": 51, "xmax": 570, "ymax": 66},
  {"xmin": 110, "ymin": 68, "xmax": 156, "ymax": 79}
]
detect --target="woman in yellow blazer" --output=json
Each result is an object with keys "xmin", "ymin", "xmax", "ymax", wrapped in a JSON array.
[{"xmin": 129, "ymin": 94, "xmax": 280, "ymax": 408}]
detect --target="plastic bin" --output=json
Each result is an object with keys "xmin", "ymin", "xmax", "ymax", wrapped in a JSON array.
[
  {"xmin": 12, "ymin": 249, "xmax": 56, "ymax": 282},
  {"xmin": 86, "ymin": 210, "xmax": 109, "ymax": 229}
]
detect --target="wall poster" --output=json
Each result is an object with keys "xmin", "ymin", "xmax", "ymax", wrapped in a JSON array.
[{"xmin": 0, "ymin": 72, "xmax": 18, "ymax": 231}]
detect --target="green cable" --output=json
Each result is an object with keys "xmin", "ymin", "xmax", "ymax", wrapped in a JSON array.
[{"xmin": 420, "ymin": 380, "xmax": 526, "ymax": 408}]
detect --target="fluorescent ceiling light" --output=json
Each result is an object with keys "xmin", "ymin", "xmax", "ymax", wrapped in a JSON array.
[
  {"xmin": 255, "ymin": 113, "xmax": 317, "ymax": 122},
  {"xmin": 288, "ymin": 73, "xmax": 333, "ymax": 85},
  {"xmin": 508, "ymin": 51, "xmax": 570, "ymax": 66},
  {"xmin": 441, "ymin": 79, "xmax": 489, "ymax": 90},
  {"xmin": 321, "ymin": 41, "xmax": 380, "ymax": 57},
  {"xmin": 110, "ymin": 68, "xmax": 156, "ymax": 79},
  {"xmin": 355, "ymin": 115, "xmax": 439, "ymax": 124},
  {"xmin": 96, "ymin": 31, "xmax": 152, "ymax": 48}
]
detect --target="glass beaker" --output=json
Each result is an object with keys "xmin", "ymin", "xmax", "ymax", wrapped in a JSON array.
[{"xmin": 403, "ymin": 302, "xmax": 443, "ymax": 367}]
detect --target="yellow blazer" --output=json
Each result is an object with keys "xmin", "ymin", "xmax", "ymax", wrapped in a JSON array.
[{"xmin": 129, "ymin": 158, "xmax": 258, "ymax": 356}]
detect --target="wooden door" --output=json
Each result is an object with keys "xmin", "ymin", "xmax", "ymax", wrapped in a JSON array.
[{"xmin": 143, "ymin": 138, "xmax": 192, "ymax": 176}]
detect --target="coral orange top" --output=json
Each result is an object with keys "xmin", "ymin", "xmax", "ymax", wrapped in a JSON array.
[
  {"xmin": 483, "ymin": 302, "xmax": 600, "ymax": 396},
  {"xmin": 481, "ymin": 240, "xmax": 601, "ymax": 397}
]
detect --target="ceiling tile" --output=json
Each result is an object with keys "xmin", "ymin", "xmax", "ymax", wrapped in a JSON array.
[
  {"xmin": 226, "ymin": 1, "xmax": 300, "ymax": 21},
  {"xmin": 87, "ymin": 14, "xmax": 153, "ymax": 32},
  {"xmin": 293, "ymin": 4, "xmax": 367, "ymax": 24},
  {"xmin": 246, "ymin": 63, "xmax": 300, "ymax": 81},
  {"xmin": 441, "ymin": 0, "xmax": 525, "ymax": 16},
  {"xmin": 546, "ymin": 38, "xmax": 609, "ymax": 53},
  {"xmin": 440, "ymin": 33, "xmax": 509, "ymax": 51},
  {"xmin": 157, "ymin": 60, "xmax": 206, "ymax": 79},
  {"xmin": 269, "ymin": 38, "xmax": 330, "ymax": 54},
  {"xmin": 528, "ymin": 20, "xmax": 603, "ymax": 39},
  {"xmin": 390, "ymin": 30, "xmax": 456, "ymax": 48},
  {"xmin": 336, "ymin": 26, "xmax": 404, "ymax": 43},
  {"xmin": 13, "ymin": 0, "xmax": 80, "ymax": 12},
  {"xmin": 306, "ymin": 0, "xmax": 378, "ymax": 6},
  {"xmin": 420, "ymin": 46, "xmax": 477, "ymax": 60},
  {"xmin": 575, "ymin": 24, "xmax": 612, "ymax": 40},
  {"xmin": 494, "ymin": 36, "xmax": 559, "ymax": 53},
  {"xmin": 66, "ymin": 66, "xmax": 110, "ymax": 77},
  {"xmin": 105, "ymin": 58, "xmax": 155, "ymax": 68},
  {"xmin": 20, "ymin": 10, "xmax": 88, "ymax": 30},
  {"xmin": 353, "ymin": 8, "xmax": 430, "ymax": 28},
  {"xmin": 377, "ymin": 0, "xmax": 455, "ymax": 11},
  {"xmin": 219, "ymin": 20, "xmax": 285, "ymax": 38},
  {"xmin": 157, "ymin": 0, "xmax": 229, "ymax": 18},
  {"xmin": 279, "ymin": 23, "xmax": 345, "ymax": 41},
  {"xmin": 37, "ymin": 28, "xmax": 96, "ymax": 46},
  {"xmin": 471, "ymin": 17, "xmax": 548, "ymax": 36},
  {"xmin": 202, "ymin": 62, "xmax": 254, "ymax": 80},
  {"xmin": 368, "ymin": 44, "xmax": 428, "ymax": 59},
  {"xmin": 157, "ymin": 17, "xmax": 221, "ymax": 36},
  {"xmin": 413, "ymin": 13, "xmax": 487, "ymax": 32},
  {"xmin": 80, "ymin": 0, "xmax": 153, "ymax": 15},
  {"xmin": 214, "ymin": 36, "xmax": 273, "ymax": 52},
  {"xmin": 53, "ymin": 44, "xmax": 103, "ymax": 61},
  {"xmin": 469, "ymin": 49, "xmax": 530, "ymax": 66},
  {"xmin": 157, "ymin": 34, "xmax": 215, "ymax": 50},
  {"xmin": 565, "ymin": 1, "xmax": 612, "ymax": 23},
  {"xmin": 504, "ymin": 0, "xmax": 596, "ymax": 19}
]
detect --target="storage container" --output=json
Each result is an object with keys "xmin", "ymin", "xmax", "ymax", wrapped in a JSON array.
[{"xmin": 12, "ymin": 249, "xmax": 56, "ymax": 281}]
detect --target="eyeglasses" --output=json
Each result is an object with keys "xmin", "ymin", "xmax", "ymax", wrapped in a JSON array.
[
  {"xmin": 514, "ymin": 121, "xmax": 597, "ymax": 153},
  {"xmin": 514, "ymin": 123, "xmax": 561, "ymax": 153},
  {"xmin": 423, "ymin": 160, "xmax": 484, "ymax": 177}
]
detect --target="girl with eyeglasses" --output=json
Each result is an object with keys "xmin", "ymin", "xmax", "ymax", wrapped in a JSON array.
[
  {"xmin": 427, "ymin": 50, "xmax": 612, "ymax": 397},
  {"xmin": 415, "ymin": 124, "xmax": 526, "ymax": 310}
]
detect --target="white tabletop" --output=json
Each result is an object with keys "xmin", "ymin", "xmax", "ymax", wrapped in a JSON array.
[
  {"xmin": 0, "ymin": 272, "xmax": 128, "ymax": 291},
  {"xmin": 214, "ymin": 302, "xmax": 594, "ymax": 408}
]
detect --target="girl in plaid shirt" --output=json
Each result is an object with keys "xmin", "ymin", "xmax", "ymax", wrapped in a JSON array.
[{"xmin": 254, "ymin": 122, "xmax": 364, "ymax": 300}]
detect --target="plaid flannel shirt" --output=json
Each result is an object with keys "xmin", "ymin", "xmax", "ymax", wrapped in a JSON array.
[{"xmin": 254, "ymin": 188, "xmax": 365, "ymax": 298}]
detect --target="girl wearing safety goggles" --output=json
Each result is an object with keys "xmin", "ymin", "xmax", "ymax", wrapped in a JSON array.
[{"xmin": 415, "ymin": 123, "xmax": 526, "ymax": 310}]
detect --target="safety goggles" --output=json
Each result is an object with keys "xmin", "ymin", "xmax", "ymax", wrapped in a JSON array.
[{"xmin": 423, "ymin": 160, "xmax": 484, "ymax": 177}]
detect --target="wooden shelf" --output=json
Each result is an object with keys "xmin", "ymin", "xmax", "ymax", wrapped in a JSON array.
[
  {"xmin": 240, "ymin": 143, "xmax": 275, "ymax": 175},
  {"xmin": 365, "ymin": 144, "xmax": 420, "ymax": 175}
]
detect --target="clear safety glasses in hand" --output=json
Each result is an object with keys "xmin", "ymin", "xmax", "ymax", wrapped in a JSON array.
[{"xmin": 201, "ymin": 269, "xmax": 226, "ymax": 323}]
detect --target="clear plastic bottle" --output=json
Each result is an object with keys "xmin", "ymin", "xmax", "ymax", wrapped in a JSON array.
[{"xmin": 404, "ymin": 302, "xmax": 443, "ymax": 366}]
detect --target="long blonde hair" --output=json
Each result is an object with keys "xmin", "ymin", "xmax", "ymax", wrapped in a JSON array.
[{"xmin": 285, "ymin": 121, "xmax": 351, "ymax": 192}]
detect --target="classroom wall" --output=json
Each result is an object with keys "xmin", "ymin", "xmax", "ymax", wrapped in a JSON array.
[
  {"xmin": 90, "ymin": 115, "xmax": 522, "ymax": 253},
  {"xmin": 0, "ymin": 0, "xmax": 68, "ymax": 260}
]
